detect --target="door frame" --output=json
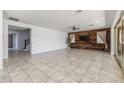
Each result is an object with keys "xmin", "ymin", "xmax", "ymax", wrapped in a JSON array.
[{"xmin": 114, "ymin": 13, "xmax": 124, "ymax": 73}]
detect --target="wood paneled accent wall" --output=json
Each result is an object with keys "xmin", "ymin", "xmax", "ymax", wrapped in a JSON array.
[{"xmin": 68, "ymin": 28, "xmax": 111, "ymax": 51}]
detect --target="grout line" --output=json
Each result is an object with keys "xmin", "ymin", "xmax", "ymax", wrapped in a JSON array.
[
  {"xmin": 5, "ymin": 49, "xmax": 124, "ymax": 83},
  {"xmin": 4, "ymin": 61, "xmax": 13, "ymax": 83},
  {"xmin": 13, "ymin": 54, "xmax": 34, "ymax": 83}
]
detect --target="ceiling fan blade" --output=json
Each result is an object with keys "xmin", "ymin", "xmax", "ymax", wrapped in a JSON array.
[{"xmin": 72, "ymin": 26, "xmax": 80, "ymax": 31}]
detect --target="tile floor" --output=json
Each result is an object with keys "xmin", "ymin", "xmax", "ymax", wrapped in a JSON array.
[{"xmin": 0, "ymin": 49, "xmax": 124, "ymax": 83}]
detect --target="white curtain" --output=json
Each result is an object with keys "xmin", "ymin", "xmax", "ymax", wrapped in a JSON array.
[
  {"xmin": 97, "ymin": 31, "xmax": 106, "ymax": 44},
  {"xmin": 97, "ymin": 31, "xmax": 108, "ymax": 49},
  {"xmin": 70, "ymin": 34, "xmax": 75, "ymax": 43}
]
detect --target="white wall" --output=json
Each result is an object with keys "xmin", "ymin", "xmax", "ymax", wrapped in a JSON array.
[
  {"xmin": 0, "ymin": 11, "xmax": 3, "ymax": 69},
  {"xmin": 3, "ymin": 19, "xmax": 67, "ymax": 58},
  {"xmin": 31, "ymin": 26, "xmax": 67, "ymax": 54},
  {"xmin": 3, "ymin": 20, "xmax": 9, "ymax": 59}
]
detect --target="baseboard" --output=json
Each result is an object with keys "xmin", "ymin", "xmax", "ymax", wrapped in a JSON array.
[{"xmin": 31, "ymin": 47, "xmax": 67, "ymax": 55}]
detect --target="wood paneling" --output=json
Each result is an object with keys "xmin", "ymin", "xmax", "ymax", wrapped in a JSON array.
[{"xmin": 68, "ymin": 28, "xmax": 110, "ymax": 51}]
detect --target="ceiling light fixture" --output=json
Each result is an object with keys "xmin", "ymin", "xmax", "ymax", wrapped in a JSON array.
[{"xmin": 72, "ymin": 26, "xmax": 80, "ymax": 31}]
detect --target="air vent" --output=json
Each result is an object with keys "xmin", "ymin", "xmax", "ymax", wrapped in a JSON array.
[
  {"xmin": 75, "ymin": 10, "xmax": 82, "ymax": 13},
  {"xmin": 9, "ymin": 17, "xmax": 19, "ymax": 21}
]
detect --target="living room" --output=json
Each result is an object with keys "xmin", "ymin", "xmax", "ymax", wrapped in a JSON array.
[
  {"xmin": 1, "ymin": 0, "xmax": 124, "ymax": 93},
  {"xmin": 0, "ymin": 10, "xmax": 124, "ymax": 83}
]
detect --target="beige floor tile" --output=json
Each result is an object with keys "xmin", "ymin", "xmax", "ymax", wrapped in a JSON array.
[
  {"xmin": 61, "ymin": 77, "xmax": 78, "ymax": 83},
  {"xmin": 46, "ymin": 78, "xmax": 56, "ymax": 83},
  {"xmin": 26, "ymin": 68, "xmax": 49, "ymax": 83},
  {"xmin": 100, "ymin": 70, "xmax": 117, "ymax": 81},
  {"xmin": 1, "ymin": 49, "xmax": 123, "ymax": 83},
  {"xmin": 74, "ymin": 66, "xmax": 88, "ymax": 74},
  {"xmin": 49, "ymin": 72, "xmax": 66, "ymax": 82},
  {"xmin": 11, "ymin": 74, "xmax": 32, "ymax": 83},
  {"xmin": 68, "ymin": 71, "xmax": 82, "ymax": 82},
  {"xmin": 59, "ymin": 67, "xmax": 72, "ymax": 76},
  {"xmin": 80, "ymin": 76, "xmax": 99, "ymax": 83},
  {"xmin": 0, "ymin": 70, "xmax": 10, "ymax": 83}
]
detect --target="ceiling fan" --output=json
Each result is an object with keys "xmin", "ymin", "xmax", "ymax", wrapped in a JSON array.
[{"xmin": 72, "ymin": 26, "xmax": 80, "ymax": 31}]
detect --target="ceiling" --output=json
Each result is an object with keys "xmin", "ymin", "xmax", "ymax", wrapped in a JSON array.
[{"xmin": 5, "ymin": 10, "xmax": 118, "ymax": 32}]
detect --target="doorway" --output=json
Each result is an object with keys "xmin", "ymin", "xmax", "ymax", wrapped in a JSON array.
[{"xmin": 8, "ymin": 25, "xmax": 31, "ymax": 56}]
